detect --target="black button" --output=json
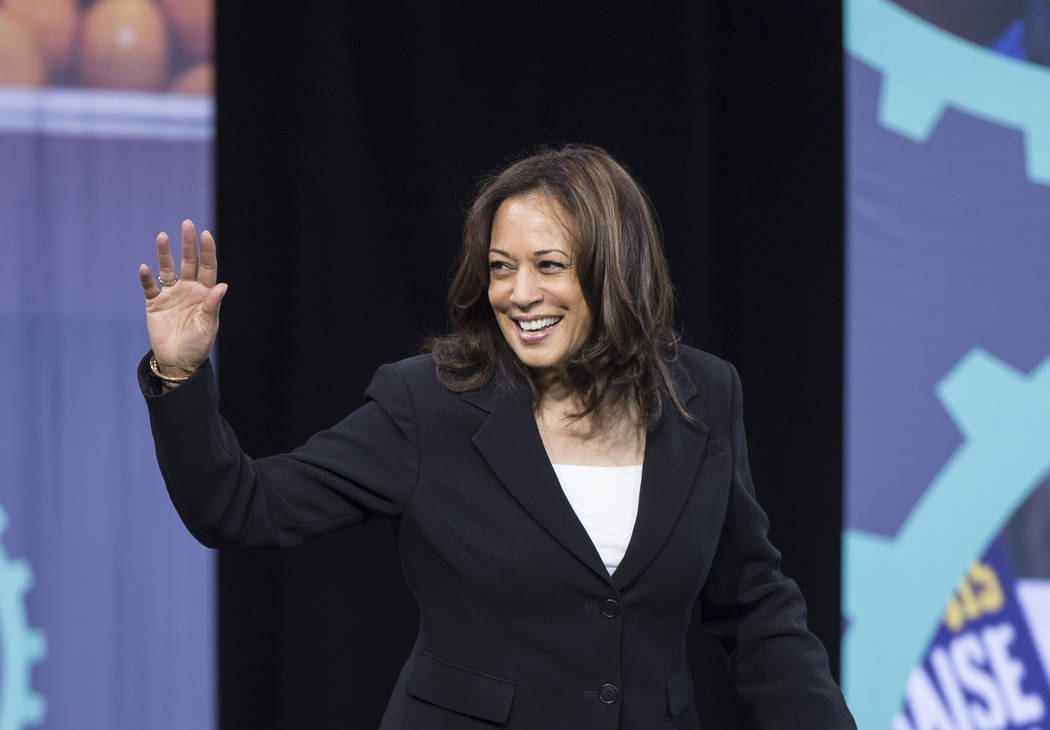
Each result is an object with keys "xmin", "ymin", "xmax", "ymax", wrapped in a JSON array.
[
  {"xmin": 601, "ymin": 599, "xmax": 621, "ymax": 618},
  {"xmin": 599, "ymin": 683, "xmax": 620, "ymax": 704}
]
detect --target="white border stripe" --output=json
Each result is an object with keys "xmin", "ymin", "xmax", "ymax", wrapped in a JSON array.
[{"xmin": 0, "ymin": 87, "xmax": 213, "ymax": 140}]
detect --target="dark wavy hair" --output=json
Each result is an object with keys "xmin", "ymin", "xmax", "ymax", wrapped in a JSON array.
[{"xmin": 427, "ymin": 144, "xmax": 690, "ymax": 429}]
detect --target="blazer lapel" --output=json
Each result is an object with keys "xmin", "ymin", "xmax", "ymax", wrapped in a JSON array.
[
  {"xmin": 463, "ymin": 354, "xmax": 708, "ymax": 590},
  {"xmin": 467, "ymin": 383, "xmax": 613, "ymax": 584},
  {"xmin": 613, "ymin": 356, "xmax": 707, "ymax": 589},
  {"xmin": 611, "ymin": 404, "xmax": 708, "ymax": 590}
]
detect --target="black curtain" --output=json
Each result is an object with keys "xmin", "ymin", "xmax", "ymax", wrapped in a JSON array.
[{"xmin": 214, "ymin": 3, "xmax": 843, "ymax": 728}]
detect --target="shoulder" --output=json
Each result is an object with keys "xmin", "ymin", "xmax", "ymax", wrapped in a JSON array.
[
  {"xmin": 358, "ymin": 354, "xmax": 445, "ymax": 434},
  {"xmin": 674, "ymin": 344, "xmax": 730, "ymax": 379},
  {"xmin": 366, "ymin": 353, "xmax": 495, "ymax": 440},
  {"xmin": 671, "ymin": 344, "xmax": 735, "ymax": 397},
  {"xmin": 366, "ymin": 353, "xmax": 466, "ymax": 410},
  {"xmin": 387, "ymin": 353, "xmax": 437, "ymax": 382},
  {"xmin": 666, "ymin": 344, "xmax": 741, "ymax": 429},
  {"xmin": 366, "ymin": 354, "xmax": 437, "ymax": 396}
]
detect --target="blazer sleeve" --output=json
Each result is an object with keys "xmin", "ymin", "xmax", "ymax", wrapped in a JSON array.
[
  {"xmin": 698, "ymin": 362, "xmax": 856, "ymax": 729},
  {"xmin": 138, "ymin": 352, "xmax": 419, "ymax": 549}
]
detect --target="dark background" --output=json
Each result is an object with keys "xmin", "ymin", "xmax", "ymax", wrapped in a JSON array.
[{"xmin": 214, "ymin": 2, "xmax": 843, "ymax": 728}]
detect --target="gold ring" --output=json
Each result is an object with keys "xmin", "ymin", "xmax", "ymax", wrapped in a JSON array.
[{"xmin": 159, "ymin": 276, "xmax": 178, "ymax": 287}]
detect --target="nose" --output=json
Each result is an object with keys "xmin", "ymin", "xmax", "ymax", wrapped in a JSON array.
[{"xmin": 509, "ymin": 269, "xmax": 542, "ymax": 309}]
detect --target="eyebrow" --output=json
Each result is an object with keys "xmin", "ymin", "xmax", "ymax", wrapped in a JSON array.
[{"xmin": 488, "ymin": 248, "xmax": 570, "ymax": 258}]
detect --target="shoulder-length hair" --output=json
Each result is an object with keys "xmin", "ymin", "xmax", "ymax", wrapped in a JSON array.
[{"xmin": 427, "ymin": 144, "xmax": 690, "ymax": 429}]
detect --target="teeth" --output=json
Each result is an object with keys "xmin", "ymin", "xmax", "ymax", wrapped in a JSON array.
[{"xmin": 517, "ymin": 316, "xmax": 561, "ymax": 332}]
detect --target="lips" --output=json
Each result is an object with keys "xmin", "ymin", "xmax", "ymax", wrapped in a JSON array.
[{"xmin": 512, "ymin": 315, "xmax": 562, "ymax": 342}]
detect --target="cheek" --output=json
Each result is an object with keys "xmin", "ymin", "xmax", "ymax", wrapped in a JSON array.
[
  {"xmin": 488, "ymin": 281, "xmax": 510, "ymax": 317},
  {"xmin": 575, "ymin": 307, "xmax": 594, "ymax": 343},
  {"xmin": 572, "ymin": 292, "xmax": 592, "ymax": 329},
  {"xmin": 489, "ymin": 275, "xmax": 514, "ymax": 306}
]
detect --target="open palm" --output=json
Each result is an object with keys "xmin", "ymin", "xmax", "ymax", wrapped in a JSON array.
[{"xmin": 139, "ymin": 219, "xmax": 228, "ymax": 378}]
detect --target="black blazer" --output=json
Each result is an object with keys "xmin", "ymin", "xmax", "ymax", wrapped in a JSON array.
[{"xmin": 139, "ymin": 345, "xmax": 856, "ymax": 730}]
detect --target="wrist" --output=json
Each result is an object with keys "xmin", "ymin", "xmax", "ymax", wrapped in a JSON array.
[{"xmin": 149, "ymin": 353, "xmax": 197, "ymax": 384}]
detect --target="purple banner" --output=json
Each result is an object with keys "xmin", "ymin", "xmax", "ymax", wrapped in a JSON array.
[{"xmin": 0, "ymin": 2, "xmax": 216, "ymax": 726}]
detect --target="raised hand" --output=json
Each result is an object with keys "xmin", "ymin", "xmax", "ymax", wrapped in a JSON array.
[{"xmin": 139, "ymin": 219, "xmax": 228, "ymax": 379}]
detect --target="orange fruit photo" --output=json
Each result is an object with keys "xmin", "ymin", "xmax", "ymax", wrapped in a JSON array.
[
  {"xmin": 3, "ymin": 0, "xmax": 79, "ymax": 79},
  {"xmin": 0, "ymin": 10, "xmax": 47, "ymax": 87},
  {"xmin": 78, "ymin": 0, "xmax": 170, "ymax": 91}
]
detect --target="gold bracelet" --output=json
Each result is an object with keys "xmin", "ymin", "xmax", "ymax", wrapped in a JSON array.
[{"xmin": 149, "ymin": 354, "xmax": 192, "ymax": 383}]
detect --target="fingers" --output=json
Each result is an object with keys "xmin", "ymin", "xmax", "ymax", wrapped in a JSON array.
[
  {"xmin": 139, "ymin": 263, "xmax": 161, "ymax": 299},
  {"xmin": 156, "ymin": 232, "xmax": 177, "ymax": 284},
  {"xmin": 198, "ymin": 229, "xmax": 218, "ymax": 287},
  {"xmin": 151, "ymin": 220, "xmax": 221, "ymax": 296},
  {"xmin": 180, "ymin": 219, "xmax": 199, "ymax": 282}
]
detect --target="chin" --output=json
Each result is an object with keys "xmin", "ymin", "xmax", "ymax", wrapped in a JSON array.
[
  {"xmin": 497, "ymin": 321, "xmax": 575, "ymax": 373},
  {"xmin": 511, "ymin": 347, "xmax": 569, "ymax": 374},
  {"xmin": 520, "ymin": 356, "xmax": 559, "ymax": 372}
]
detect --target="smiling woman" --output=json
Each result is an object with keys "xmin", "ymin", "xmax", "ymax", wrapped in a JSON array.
[
  {"xmin": 137, "ymin": 144, "xmax": 857, "ymax": 729},
  {"xmin": 428, "ymin": 146, "xmax": 688, "ymax": 437}
]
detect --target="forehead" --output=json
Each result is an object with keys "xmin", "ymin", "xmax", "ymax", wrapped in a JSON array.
[{"xmin": 489, "ymin": 192, "xmax": 573, "ymax": 254}]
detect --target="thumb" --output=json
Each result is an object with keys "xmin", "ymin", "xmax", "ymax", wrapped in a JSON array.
[{"xmin": 202, "ymin": 283, "xmax": 228, "ymax": 317}]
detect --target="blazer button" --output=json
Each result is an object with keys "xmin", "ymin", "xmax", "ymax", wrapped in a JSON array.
[
  {"xmin": 601, "ymin": 598, "xmax": 621, "ymax": 618},
  {"xmin": 599, "ymin": 683, "xmax": 620, "ymax": 704}
]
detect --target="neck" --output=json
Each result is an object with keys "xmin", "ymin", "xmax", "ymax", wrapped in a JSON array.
[{"xmin": 532, "ymin": 366, "xmax": 573, "ymax": 406}]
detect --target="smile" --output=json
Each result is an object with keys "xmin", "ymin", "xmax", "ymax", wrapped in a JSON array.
[
  {"xmin": 511, "ymin": 316, "xmax": 563, "ymax": 343},
  {"xmin": 515, "ymin": 316, "xmax": 562, "ymax": 332}
]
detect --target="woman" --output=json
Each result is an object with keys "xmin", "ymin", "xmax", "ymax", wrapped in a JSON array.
[{"xmin": 138, "ymin": 145, "xmax": 856, "ymax": 729}]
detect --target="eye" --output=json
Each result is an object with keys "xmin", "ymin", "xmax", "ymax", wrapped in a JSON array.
[
  {"xmin": 488, "ymin": 260, "xmax": 512, "ymax": 273},
  {"xmin": 537, "ymin": 260, "xmax": 566, "ymax": 272}
]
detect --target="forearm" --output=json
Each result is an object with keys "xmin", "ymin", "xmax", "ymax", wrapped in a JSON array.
[
  {"xmin": 138, "ymin": 352, "xmax": 418, "ymax": 548},
  {"xmin": 140, "ymin": 353, "xmax": 259, "ymax": 546}
]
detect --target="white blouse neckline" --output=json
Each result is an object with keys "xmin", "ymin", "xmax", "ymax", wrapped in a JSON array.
[
  {"xmin": 550, "ymin": 463, "xmax": 643, "ymax": 469},
  {"xmin": 551, "ymin": 463, "xmax": 643, "ymax": 575}
]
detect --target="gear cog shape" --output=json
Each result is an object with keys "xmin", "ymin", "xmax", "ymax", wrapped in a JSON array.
[
  {"xmin": 0, "ymin": 504, "xmax": 46, "ymax": 730},
  {"xmin": 846, "ymin": 0, "xmax": 1050, "ymax": 185},
  {"xmin": 843, "ymin": 349, "xmax": 1050, "ymax": 729}
]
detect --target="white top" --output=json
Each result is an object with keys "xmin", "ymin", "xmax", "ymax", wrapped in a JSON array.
[{"xmin": 551, "ymin": 463, "xmax": 643, "ymax": 575}]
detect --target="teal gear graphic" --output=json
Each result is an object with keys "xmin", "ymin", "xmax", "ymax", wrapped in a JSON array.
[
  {"xmin": 842, "ymin": 349, "xmax": 1050, "ymax": 729},
  {"xmin": 846, "ymin": 0, "xmax": 1050, "ymax": 186},
  {"xmin": 0, "ymin": 504, "xmax": 46, "ymax": 730}
]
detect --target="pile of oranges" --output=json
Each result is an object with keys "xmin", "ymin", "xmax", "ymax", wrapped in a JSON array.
[{"xmin": 0, "ymin": 0, "xmax": 212, "ymax": 94}]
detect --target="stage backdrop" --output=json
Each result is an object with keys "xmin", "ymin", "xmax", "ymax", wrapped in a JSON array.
[
  {"xmin": 0, "ymin": 1, "xmax": 215, "ymax": 728},
  {"xmin": 843, "ymin": 1, "xmax": 1050, "ymax": 728}
]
